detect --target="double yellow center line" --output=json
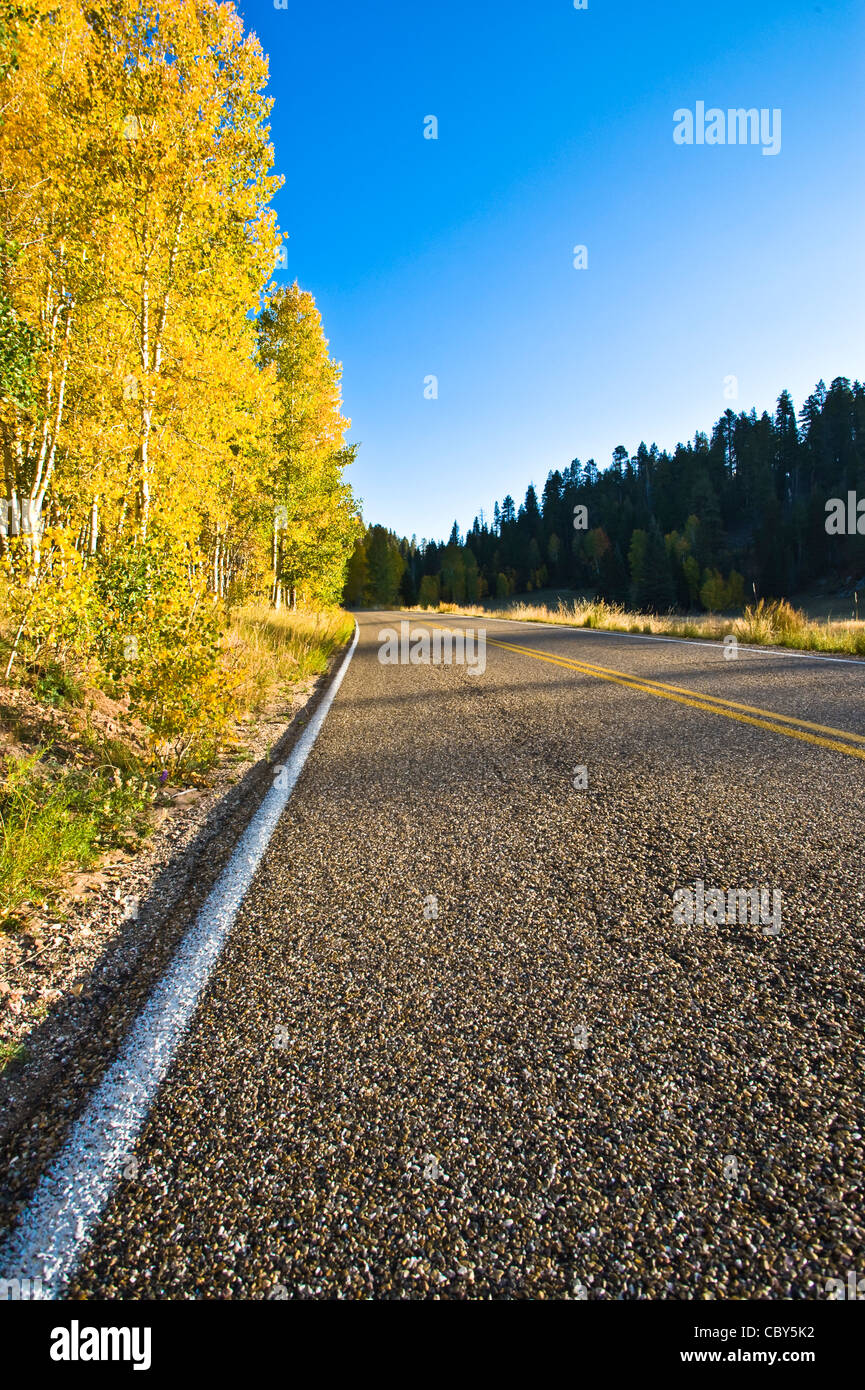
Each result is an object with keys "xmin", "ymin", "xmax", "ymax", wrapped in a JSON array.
[{"xmin": 485, "ymin": 635, "xmax": 865, "ymax": 762}]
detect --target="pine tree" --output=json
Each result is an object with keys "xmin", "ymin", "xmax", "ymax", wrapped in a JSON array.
[
  {"xmin": 364, "ymin": 525, "xmax": 405, "ymax": 606},
  {"xmin": 632, "ymin": 522, "xmax": 674, "ymax": 610}
]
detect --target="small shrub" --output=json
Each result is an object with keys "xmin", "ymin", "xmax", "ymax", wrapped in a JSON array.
[{"xmin": 33, "ymin": 661, "xmax": 83, "ymax": 707}]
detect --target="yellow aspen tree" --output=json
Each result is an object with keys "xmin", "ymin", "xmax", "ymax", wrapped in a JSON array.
[
  {"xmin": 1, "ymin": 0, "xmax": 282, "ymax": 566},
  {"xmin": 80, "ymin": 0, "xmax": 282, "ymax": 552},
  {"xmin": 258, "ymin": 282, "xmax": 360, "ymax": 608},
  {"xmin": 0, "ymin": 1, "xmax": 99, "ymax": 562}
]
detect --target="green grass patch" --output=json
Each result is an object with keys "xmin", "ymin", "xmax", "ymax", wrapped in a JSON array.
[
  {"xmin": 0, "ymin": 1041, "xmax": 27, "ymax": 1072},
  {"xmin": 0, "ymin": 748, "xmax": 153, "ymax": 928}
]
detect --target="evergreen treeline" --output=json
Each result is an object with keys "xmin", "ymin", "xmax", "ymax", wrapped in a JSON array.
[{"xmin": 346, "ymin": 379, "xmax": 865, "ymax": 611}]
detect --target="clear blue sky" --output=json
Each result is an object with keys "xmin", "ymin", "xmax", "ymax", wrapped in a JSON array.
[{"xmin": 237, "ymin": 0, "xmax": 865, "ymax": 543}]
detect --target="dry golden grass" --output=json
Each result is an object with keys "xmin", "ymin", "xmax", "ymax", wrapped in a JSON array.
[
  {"xmin": 224, "ymin": 605, "xmax": 356, "ymax": 716},
  {"xmin": 405, "ymin": 597, "xmax": 865, "ymax": 656}
]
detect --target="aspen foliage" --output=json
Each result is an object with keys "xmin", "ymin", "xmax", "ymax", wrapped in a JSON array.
[
  {"xmin": 0, "ymin": 1, "xmax": 358, "ymax": 766},
  {"xmin": 258, "ymin": 283, "xmax": 360, "ymax": 611}
]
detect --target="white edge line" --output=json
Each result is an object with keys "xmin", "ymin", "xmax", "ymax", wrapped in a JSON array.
[
  {"xmin": 0, "ymin": 621, "xmax": 360, "ymax": 1300},
  {"xmin": 394, "ymin": 610, "xmax": 865, "ymax": 668}
]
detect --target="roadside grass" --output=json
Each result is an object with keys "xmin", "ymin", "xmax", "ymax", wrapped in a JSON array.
[
  {"xmin": 0, "ymin": 607, "xmax": 354, "ymax": 929},
  {"xmin": 0, "ymin": 752, "xmax": 94, "ymax": 926},
  {"xmin": 0, "ymin": 748, "xmax": 153, "ymax": 929},
  {"xmin": 224, "ymin": 606, "xmax": 356, "ymax": 714},
  {"xmin": 405, "ymin": 597, "xmax": 865, "ymax": 657},
  {"xmin": 0, "ymin": 1040, "xmax": 26, "ymax": 1069}
]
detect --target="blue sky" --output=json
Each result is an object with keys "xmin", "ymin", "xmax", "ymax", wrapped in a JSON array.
[{"xmin": 237, "ymin": 0, "xmax": 865, "ymax": 542}]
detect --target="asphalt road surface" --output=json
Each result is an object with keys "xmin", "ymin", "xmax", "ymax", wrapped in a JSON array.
[{"xmin": 17, "ymin": 614, "xmax": 865, "ymax": 1297}]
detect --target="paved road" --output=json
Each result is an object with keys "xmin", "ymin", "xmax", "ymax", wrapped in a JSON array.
[{"xmin": 22, "ymin": 614, "xmax": 865, "ymax": 1296}]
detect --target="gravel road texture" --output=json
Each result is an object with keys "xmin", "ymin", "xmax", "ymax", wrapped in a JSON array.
[{"xmin": 6, "ymin": 612, "xmax": 865, "ymax": 1299}]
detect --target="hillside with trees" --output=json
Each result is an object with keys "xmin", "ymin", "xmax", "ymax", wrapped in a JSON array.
[{"xmin": 347, "ymin": 379, "xmax": 865, "ymax": 612}]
